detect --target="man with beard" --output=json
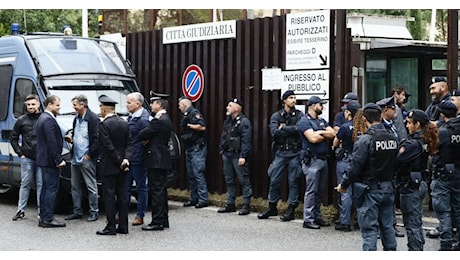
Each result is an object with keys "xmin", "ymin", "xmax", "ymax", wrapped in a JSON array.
[
  {"xmin": 426, "ymin": 77, "xmax": 451, "ymax": 127},
  {"xmin": 258, "ymin": 90, "xmax": 304, "ymax": 221},
  {"xmin": 297, "ymin": 96, "xmax": 335, "ymax": 229}
]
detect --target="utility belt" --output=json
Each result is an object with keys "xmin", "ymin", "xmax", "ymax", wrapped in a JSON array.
[
  {"xmin": 278, "ymin": 143, "xmax": 300, "ymax": 152},
  {"xmin": 186, "ymin": 140, "xmax": 206, "ymax": 150},
  {"xmin": 364, "ymin": 180, "xmax": 394, "ymax": 193},
  {"xmin": 334, "ymin": 147, "xmax": 351, "ymax": 161},
  {"xmin": 396, "ymin": 171, "xmax": 424, "ymax": 189},
  {"xmin": 224, "ymin": 136, "xmax": 241, "ymax": 152},
  {"xmin": 302, "ymin": 149, "xmax": 328, "ymax": 164},
  {"xmin": 432, "ymin": 163, "xmax": 456, "ymax": 181}
]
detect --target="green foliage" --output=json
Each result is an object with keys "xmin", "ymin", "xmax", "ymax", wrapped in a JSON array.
[{"xmin": 0, "ymin": 9, "xmax": 102, "ymax": 37}]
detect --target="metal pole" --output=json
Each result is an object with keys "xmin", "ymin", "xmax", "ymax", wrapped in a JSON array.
[
  {"xmin": 429, "ymin": 9, "xmax": 436, "ymax": 42},
  {"xmin": 82, "ymin": 9, "xmax": 88, "ymax": 37}
]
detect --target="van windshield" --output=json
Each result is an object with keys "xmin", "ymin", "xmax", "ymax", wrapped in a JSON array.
[
  {"xmin": 26, "ymin": 37, "xmax": 131, "ymax": 76},
  {"xmin": 45, "ymin": 78, "xmax": 138, "ymax": 115}
]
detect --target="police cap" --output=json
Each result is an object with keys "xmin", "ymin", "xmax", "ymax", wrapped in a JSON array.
[
  {"xmin": 229, "ymin": 97, "xmax": 244, "ymax": 108},
  {"xmin": 431, "ymin": 76, "xmax": 447, "ymax": 84},
  {"xmin": 281, "ymin": 90, "xmax": 295, "ymax": 100},
  {"xmin": 307, "ymin": 96, "xmax": 327, "ymax": 106},
  {"xmin": 340, "ymin": 92, "xmax": 358, "ymax": 103},
  {"xmin": 363, "ymin": 102, "xmax": 382, "ymax": 113},
  {"xmin": 150, "ymin": 91, "xmax": 170, "ymax": 102},
  {"xmin": 407, "ymin": 109, "xmax": 429, "ymax": 125},
  {"xmin": 376, "ymin": 97, "xmax": 396, "ymax": 109},
  {"xmin": 438, "ymin": 100, "xmax": 458, "ymax": 115},
  {"xmin": 98, "ymin": 94, "xmax": 118, "ymax": 107},
  {"xmin": 452, "ymin": 89, "xmax": 460, "ymax": 96},
  {"xmin": 346, "ymin": 101, "xmax": 361, "ymax": 115}
]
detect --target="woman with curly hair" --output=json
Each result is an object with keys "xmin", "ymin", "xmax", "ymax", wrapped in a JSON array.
[
  {"xmin": 395, "ymin": 109, "xmax": 439, "ymax": 251},
  {"xmin": 352, "ymin": 108, "xmax": 367, "ymax": 142}
]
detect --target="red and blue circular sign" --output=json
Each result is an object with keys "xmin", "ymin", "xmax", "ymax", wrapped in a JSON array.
[{"xmin": 182, "ymin": 64, "xmax": 204, "ymax": 102}]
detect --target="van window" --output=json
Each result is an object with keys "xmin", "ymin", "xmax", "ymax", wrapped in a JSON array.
[
  {"xmin": 0, "ymin": 65, "xmax": 13, "ymax": 121},
  {"xmin": 13, "ymin": 79, "xmax": 37, "ymax": 118}
]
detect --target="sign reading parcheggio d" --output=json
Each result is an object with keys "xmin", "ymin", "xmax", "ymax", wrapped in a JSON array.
[{"xmin": 182, "ymin": 64, "xmax": 204, "ymax": 102}]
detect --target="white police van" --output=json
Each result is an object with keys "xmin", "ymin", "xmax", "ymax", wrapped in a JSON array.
[{"xmin": 0, "ymin": 24, "xmax": 180, "ymax": 212}]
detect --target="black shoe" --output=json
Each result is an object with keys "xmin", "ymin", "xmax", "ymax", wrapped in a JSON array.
[
  {"xmin": 280, "ymin": 204, "xmax": 296, "ymax": 222},
  {"xmin": 257, "ymin": 202, "xmax": 278, "ymax": 219},
  {"xmin": 218, "ymin": 204, "xmax": 236, "ymax": 213},
  {"xmin": 162, "ymin": 221, "xmax": 170, "ymax": 228},
  {"xmin": 314, "ymin": 219, "xmax": 331, "ymax": 227},
  {"xmin": 238, "ymin": 204, "xmax": 250, "ymax": 215},
  {"xmin": 183, "ymin": 201, "xmax": 197, "ymax": 207},
  {"xmin": 40, "ymin": 219, "xmax": 66, "ymax": 228},
  {"xmin": 96, "ymin": 229, "xmax": 116, "ymax": 235},
  {"xmin": 116, "ymin": 228, "xmax": 128, "ymax": 234},
  {"xmin": 12, "ymin": 210, "xmax": 25, "ymax": 221},
  {"xmin": 65, "ymin": 213, "xmax": 83, "ymax": 220},
  {"xmin": 426, "ymin": 228, "xmax": 440, "ymax": 238},
  {"xmin": 334, "ymin": 219, "xmax": 341, "ymax": 225},
  {"xmin": 87, "ymin": 213, "xmax": 98, "ymax": 222},
  {"xmin": 303, "ymin": 221, "xmax": 320, "ymax": 229},
  {"xmin": 394, "ymin": 226, "xmax": 405, "ymax": 237},
  {"xmin": 142, "ymin": 224, "xmax": 164, "ymax": 231},
  {"xmin": 335, "ymin": 223, "xmax": 352, "ymax": 232},
  {"xmin": 195, "ymin": 202, "xmax": 208, "ymax": 208}
]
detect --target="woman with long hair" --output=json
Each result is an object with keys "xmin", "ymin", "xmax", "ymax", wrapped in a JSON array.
[
  {"xmin": 352, "ymin": 108, "xmax": 367, "ymax": 142},
  {"xmin": 395, "ymin": 109, "xmax": 439, "ymax": 251}
]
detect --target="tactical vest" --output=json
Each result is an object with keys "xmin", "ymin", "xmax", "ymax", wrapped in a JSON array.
[
  {"xmin": 274, "ymin": 109, "xmax": 302, "ymax": 151},
  {"xmin": 222, "ymin": 115, "xmax": 244, "ymax": 152},
  {"xmin": 396, "ymin": 137, "xmax": 429, "ymax": 181},
  {"xmin": 363, "ymin": 128, "xmax": 398, "ymax": 182},
  {"xmin": 444, "ymin": 119, "xmax": 460, "ymax": 167},
  {"xmin": 180, "ymin": 108, "xmax": 205, "ymax": 146}
]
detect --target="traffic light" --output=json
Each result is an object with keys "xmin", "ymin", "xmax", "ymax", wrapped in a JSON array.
[{"xmin": 98, "ymin": 14, "xmax": 103, "ymax": 34}]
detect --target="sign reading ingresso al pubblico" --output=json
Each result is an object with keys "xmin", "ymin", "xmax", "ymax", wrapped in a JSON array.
[{"xmin": 163, "ymin": 20, "xmax": 236, "ymax": 44}]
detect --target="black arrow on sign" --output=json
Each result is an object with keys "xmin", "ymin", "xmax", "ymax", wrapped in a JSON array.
[
  {"xmin": 308, "ymin": 90, "xmax": 327, "ymax": 97},
  {"xmin": 319, "ymin": 54, "xmax": 327, "ymax": 66}
]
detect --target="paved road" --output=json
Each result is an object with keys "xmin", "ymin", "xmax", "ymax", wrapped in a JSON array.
[{"xmin": 0, "ymin": 190, "xmax": 443, "ymax": 252}]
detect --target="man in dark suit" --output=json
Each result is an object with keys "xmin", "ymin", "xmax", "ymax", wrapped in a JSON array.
[
  {"xmin": 139, "ymin": 95, "xmax": 172, "ymax": 231},
  {"xmin": 96, "ymin": 95, "xmax": 131, "ymax": 236},
  {"xmin": 36, "ymin": 95, "xmax": 66, "ymax": 228}
]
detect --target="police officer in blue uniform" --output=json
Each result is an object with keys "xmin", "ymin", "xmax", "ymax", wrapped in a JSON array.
[
  {"xmin": 333, "ymin": 92, "xmax": 358, "ymax": 132},
  {"xmin": 396, "ymin": 109, "xmax": 438, "ymax": 250},
  {"xmin": 297, "ymin": 96, "xmax": 335, "ymax": 229},
  {"xmin": 425, "ymin": 77, "xmax": 451, "ymax": 126},
  {"xmin": 430, "ymin": 100, "xmax": 460, "ymax": 250},
  {"xmin": 258, "ymin": 90, "xmax": 304, "ymax": 221},
  {"xmin": 218, "ymin": 98, "xmax": 253, "ymax": 215},
  {"xmin": 333, "ymin": 101, "xmax": 361, "ymax": 232},
  {"xmin": 336, "ymin": 103, "xmax": 398, "ymax": 251},
  {"xmin": 377, "ymin": 96, "xmax": 406, "ymax": 238},
  {"xmin": 178, "ymin": 96, "xmax": 209, "ymax": 209}
]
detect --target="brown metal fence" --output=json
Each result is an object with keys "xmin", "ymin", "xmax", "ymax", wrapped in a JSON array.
[{"xmin": 126, "ymin": 15, "xmax": 337, "ymax": 205}]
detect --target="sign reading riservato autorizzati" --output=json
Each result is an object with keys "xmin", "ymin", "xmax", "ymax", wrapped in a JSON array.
[{"xmin": 285, "ymin": 10, "xmax": 331, "ymax": 70}]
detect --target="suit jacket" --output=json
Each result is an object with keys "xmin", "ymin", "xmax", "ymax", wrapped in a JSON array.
[
  {"xmin": 36, "ymin": 111, "xmax": 64, "ymax": 167},
  {"xmin": 139, "ymin": 111, "xmax": 172, "ymax": 170},
  {"xmin": 98, "ymin": 114, "xmax": 130, "ymax": 176}
]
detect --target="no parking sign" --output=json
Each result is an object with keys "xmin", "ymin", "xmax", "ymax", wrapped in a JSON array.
[{"xmin": 182, "ymin": 64, "xmax": 204, "ymax": 102}]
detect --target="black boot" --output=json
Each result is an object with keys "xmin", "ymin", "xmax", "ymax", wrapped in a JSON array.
[
  {"xmin": 239, "ymin": 204, "xmax": 250, "ymax": 215},
  {"xmin": 257, "ymin": 202, "xmax": 278, "ymax": 219},
  {"xmin": 280, "ymin": 204, "xmax": 296, "ymax": 222}
]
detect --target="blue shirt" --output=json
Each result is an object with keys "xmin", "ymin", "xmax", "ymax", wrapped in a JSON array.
[
  {"xmin": 71, "ymin": 113, "xmax": 89, "ymax": 165},
  {"xmin": 297, "ymin": 113, "xmax": 330, "ymax": 155},
  {"xmin": 336, "ymin": 121, "xmax": 354, "ymax": 152}
]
